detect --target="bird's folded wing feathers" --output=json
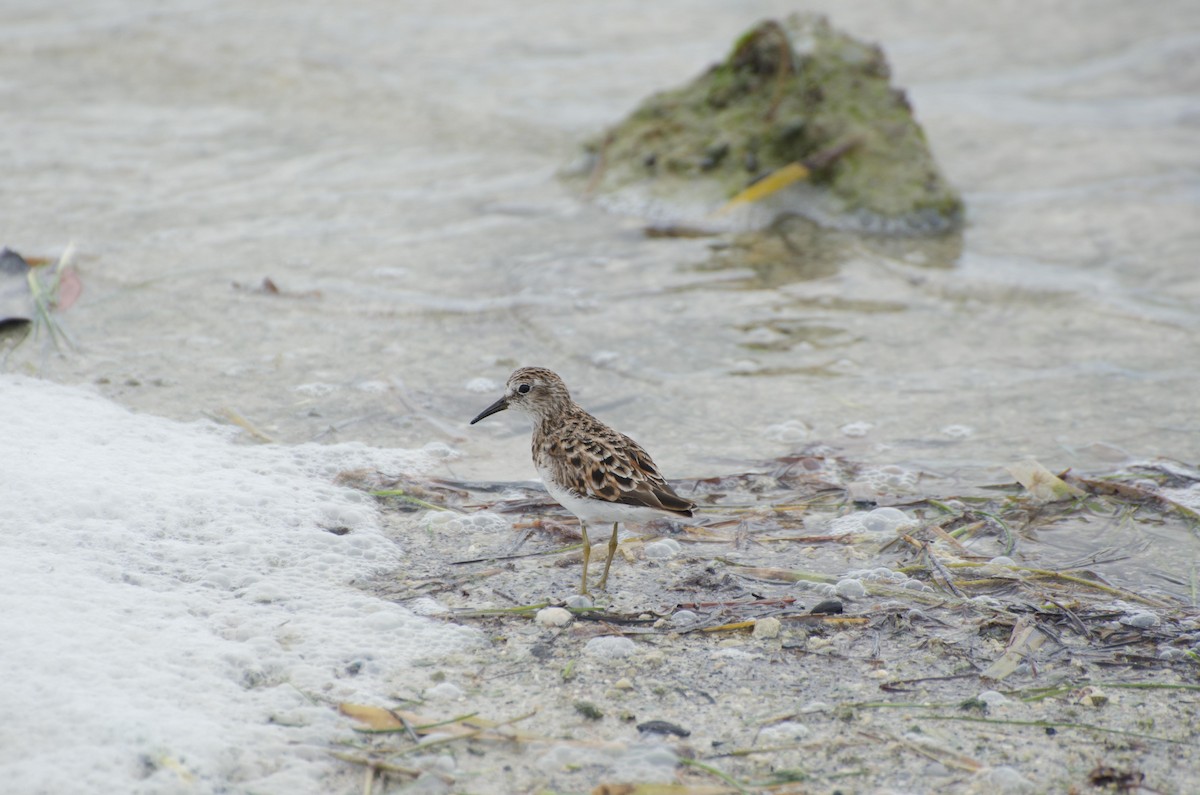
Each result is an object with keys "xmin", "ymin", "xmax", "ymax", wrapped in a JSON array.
[{"xmin": 544, "ymin": 425, "xmax": 694, "ymax": 517}]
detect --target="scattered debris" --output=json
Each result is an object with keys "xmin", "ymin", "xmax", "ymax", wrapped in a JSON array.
[
  {"xmin": 344, "ymin": 453, "xmax": 1199, "ymax": 792},
  {"xmin": 0, "ymin": 245, "xmax": 81, "ymax": 361},
  {"xmin": 231, "ymin": 276, "xmax": 322, "ymax": 299},
  {"xmin": 636, "ymin": 720, "xmax": 691, "ymax": 738},
  {"xmin": 1088, "ymin": 764, "xmax": 1146, "ymax": 792}
]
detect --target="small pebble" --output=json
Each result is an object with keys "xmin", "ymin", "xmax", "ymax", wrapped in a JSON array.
[
  {"xmin": 535, "ymin": 607, "xmax": 573, "ymax": 627},
  {"xmin": 1120, "ymin": 611, "xmax": 1159, "ymax": 629},
  {"xmin": 584, "ymin": 636, "xmax": 636, "ymax": 659},
  {"xmin": 564, "ymin": 594, "xmax": 594, "ymax": 609},
  {"xmin": 636, "ymin": 719, "xmax": 690, "ymax": 737},
  {"xmin": 1072, "ymin": 686, "xmax": 1109, "ymax": 707},
  {"xmin": 613, "ymin": 677, "xmax": 635, "ymax": 690},
  {"xmin": 752, "ymin": 617, "xmax": 781, "ymax": 639},
  {"xmin": 781, "ymin": 635, "xmax": 807, "ymax": 651}
]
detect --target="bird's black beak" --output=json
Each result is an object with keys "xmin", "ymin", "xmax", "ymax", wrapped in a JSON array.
[{"xmin": 470, "ymin": 396, "xmax": 509, "ymax": 425}]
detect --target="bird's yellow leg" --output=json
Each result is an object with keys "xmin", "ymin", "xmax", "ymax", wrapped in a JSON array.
[
  {"xmin": 579, "ymin": 522, "xmax": 591, "ymax": 595},
  {"xmin": 597, "ymin": 522, "xmax": 619, "ymax": 590}
]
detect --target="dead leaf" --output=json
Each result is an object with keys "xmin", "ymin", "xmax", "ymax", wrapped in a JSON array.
[
  {"xmin": 338, "ymin": 703, "xmax": 405, "ymax": 731},
  {"xmin": 717, "ymin": 162, "xmax": 810, "ymax": 213},
  {"xmin": 1006, "ymin": 460, "xmax": 1085, "ymax": 503},
  {"xmin": 981, "ymin": 617, "xmax": 1047, "ymax": 680}
]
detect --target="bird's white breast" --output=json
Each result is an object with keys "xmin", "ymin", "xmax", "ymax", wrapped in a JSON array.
[{"xmin": 537, "ymin": 462, "xmax": 671, "ymax": 526}]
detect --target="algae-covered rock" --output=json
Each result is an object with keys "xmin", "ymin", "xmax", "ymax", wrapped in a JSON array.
[{"xmin": 573, "ymin": 14, "xmax": 962, "ymax": 234}]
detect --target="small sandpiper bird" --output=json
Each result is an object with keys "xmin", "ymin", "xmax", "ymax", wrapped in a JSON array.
[{"xmin": 470, "ymin": 367, "xmax": 694, "ymax": 594}]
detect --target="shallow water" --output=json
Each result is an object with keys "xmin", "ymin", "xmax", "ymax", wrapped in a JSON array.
[
  {"xmin": 4, "ymin": 2, "xmax": 1200, "ymax": 791},
  {"xmin": 4, "ymin": 2, "xmax": 1199, "ymax": 551}
]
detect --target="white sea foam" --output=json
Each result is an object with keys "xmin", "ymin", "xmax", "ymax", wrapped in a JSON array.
[{"xmin": 0, "ymin": 375, "xmax": 479, "ymax": 793}]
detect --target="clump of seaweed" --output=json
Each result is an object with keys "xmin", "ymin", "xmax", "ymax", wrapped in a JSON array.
[{"xmin": 573, "ymin": 14, "xmax": 963, "ymax": 234}]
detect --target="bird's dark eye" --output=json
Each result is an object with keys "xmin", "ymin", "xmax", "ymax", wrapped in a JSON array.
[{"xmin": 517, "ymin": 384, "xmax": 531, "ymax": 394}]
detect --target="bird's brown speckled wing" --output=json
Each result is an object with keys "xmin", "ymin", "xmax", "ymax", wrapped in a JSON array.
[{"xmin": 534, "ymin": 409, "xmax": 694, "ymax": 516}]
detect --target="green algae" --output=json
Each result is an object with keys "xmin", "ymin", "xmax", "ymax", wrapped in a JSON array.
[{"xmin": 574, "ymin": 14, "xmax": 963, "ymax": 234}]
